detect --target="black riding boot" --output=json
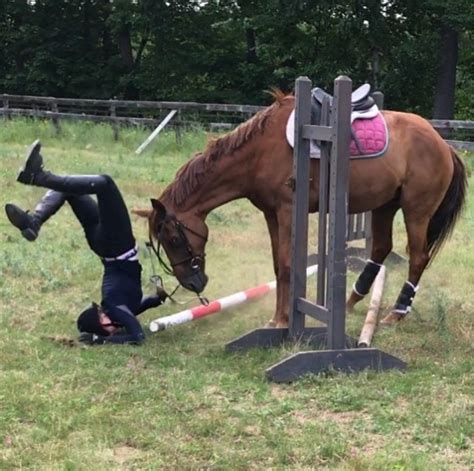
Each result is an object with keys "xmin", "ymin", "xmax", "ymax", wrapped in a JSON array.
[
  {"xmin": 17, "ymin": 139, "xmax": 110, "ymax": 193},
  {"xmin": 5, "ymin": 190, "xmax": 66, "ymax": 241},
  {"xmin": 17, "ymin": 139, "xmax": 44, "ymax": 185}
]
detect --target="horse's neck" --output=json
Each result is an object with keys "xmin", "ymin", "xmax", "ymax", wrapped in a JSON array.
[{"xmin": 170, "ymin": 150, "xmax": 251, "ymax": 217}]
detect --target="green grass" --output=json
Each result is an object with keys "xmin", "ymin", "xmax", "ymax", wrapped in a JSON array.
[{"xmin": 0, "ymin": 119, "xmax": 473, "ymax": 470}]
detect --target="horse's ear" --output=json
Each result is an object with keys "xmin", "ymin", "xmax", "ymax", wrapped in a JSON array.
[
  {"xmin": 151, "ymin": 198, "xmax": 167, "ymax": 223},
  {"xmin": 131, "ymin": 207, "xmax": 152, "ymax": 218}
]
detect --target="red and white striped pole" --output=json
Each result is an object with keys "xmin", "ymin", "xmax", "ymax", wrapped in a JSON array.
[{"xmin": 149, "ymin": 265, "xmax": 318, "ymax": 333}]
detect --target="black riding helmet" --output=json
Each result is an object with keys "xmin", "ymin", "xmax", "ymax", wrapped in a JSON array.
[{"xmin": 77, "ymin": 302, "xmax": 109, "ymax": 336}]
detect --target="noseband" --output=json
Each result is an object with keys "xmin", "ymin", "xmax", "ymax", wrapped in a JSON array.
[{"xmin": 148, "ymin": 214, "xmax": 207, "ymax": 277}]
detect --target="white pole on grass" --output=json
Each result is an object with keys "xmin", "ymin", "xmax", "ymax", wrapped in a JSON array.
[
  {"xmin": 149, "ymin": 265, "xmax": 318, "ymax": 333},
  {"xmin": 358, "ymin": 265, "xmax": 386, "ymax": 347}
]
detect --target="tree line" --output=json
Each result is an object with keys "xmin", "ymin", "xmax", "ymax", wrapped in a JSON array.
[{"xmin": 0, "ymin": 0, "xmax": 472, "ymax": 119}]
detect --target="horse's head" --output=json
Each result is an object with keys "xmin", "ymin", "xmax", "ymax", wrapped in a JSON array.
[{"xmin": 149, "ymin": 198, "xmax": 209, "ymax": 294}]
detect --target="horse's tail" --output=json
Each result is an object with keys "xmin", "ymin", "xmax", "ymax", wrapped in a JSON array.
[{"xmin": 427, "ymin": 146, "xmax": 467, "ymax": 263}]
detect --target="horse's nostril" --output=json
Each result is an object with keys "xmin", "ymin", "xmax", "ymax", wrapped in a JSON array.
[{"xmin": 185, "ymin": 273, "xmax": 208, "ymax": 294}]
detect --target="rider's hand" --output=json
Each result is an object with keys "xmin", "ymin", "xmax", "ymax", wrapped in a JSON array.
[
  {"xmin": 78, "ymin": 332, "xmax": 105, "ymax": 345},
  {"xmin": 155, "ymin": 285, "xmax": 168, "ymax": 302}
]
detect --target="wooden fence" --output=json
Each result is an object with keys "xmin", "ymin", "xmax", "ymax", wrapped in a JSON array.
[
  {"xmin": 0, "ymin": 94, "xmax": 261, "ymax": 130},
  {"xmin": 1, "ymin": 94, "xmax": 473, "ymax": 150}
]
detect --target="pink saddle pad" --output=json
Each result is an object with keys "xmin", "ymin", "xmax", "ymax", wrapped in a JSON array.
[{"xmin": 349, "ymin": 113, "xmax": 388, "ymax": 157}]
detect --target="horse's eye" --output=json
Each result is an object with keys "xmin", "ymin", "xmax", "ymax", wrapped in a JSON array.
[{"xmin": 170, "ymin": 236, "xmax": 180, "ymax": 247}]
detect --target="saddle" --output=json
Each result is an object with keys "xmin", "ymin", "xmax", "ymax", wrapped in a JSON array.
[
  {"xmin": 311, "ymin": 83, "xmax": 375, "ymax": 126},
  {"xmin": 285, "ymin": 82, "xmax": 388, "ymax": 159}
]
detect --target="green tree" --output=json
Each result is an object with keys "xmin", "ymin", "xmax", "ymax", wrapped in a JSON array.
[
  {"xmin": 424, "ymin": 0, "xmax": 474, "ymax": 119},
  {"xmin": 0, "ymin": 0, "xmax": 471, "ymax": 118}
]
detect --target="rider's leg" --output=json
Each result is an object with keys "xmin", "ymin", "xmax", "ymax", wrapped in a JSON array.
[
  {"xmin": 5, "ymin": 190, "xmax": 66, "ymax": 241},
  {"xmin": 65, "ymin": 194, "xmax": 102, "ymax": 253},
  {"xmin": 17, "ymin": 140, "xmax": 135, "ymax": 257}
]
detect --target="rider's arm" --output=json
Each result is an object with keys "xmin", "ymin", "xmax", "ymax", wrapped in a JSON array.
[
  {"xmin": 136, "ymin": 294, "xmax": 165, "ymax": 315},
  {"xmin": 101, "ymin": 305, "xmax": 145, "ymax": 345}
]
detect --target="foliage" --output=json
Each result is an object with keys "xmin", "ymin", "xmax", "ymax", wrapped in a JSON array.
[{"xmin": 0, "ymin": 1, "xmax": 472, "ymax": 117}]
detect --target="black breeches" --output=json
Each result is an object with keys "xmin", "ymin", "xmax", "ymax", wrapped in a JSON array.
[{"xmin": 64, "ymin": 176, "xmax": 135, "ymax": 258}]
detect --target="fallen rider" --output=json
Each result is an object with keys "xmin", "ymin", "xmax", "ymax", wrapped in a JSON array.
[{"xmin": 5, "ymin": 140, "xmax": 167, "ymax": 345}]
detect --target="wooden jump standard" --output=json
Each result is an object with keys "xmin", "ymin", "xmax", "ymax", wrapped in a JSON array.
[{"xmin": 226, "ymin": 76, "xmax": 406, "ymax": 382}]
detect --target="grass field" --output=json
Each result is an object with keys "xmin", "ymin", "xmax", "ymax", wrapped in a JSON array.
[{"xmin": 0, "ymin": 119, "xmax": 473, "ymax": 470}]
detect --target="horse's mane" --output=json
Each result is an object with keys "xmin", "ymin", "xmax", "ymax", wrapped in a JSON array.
[{"xmin": 165, "ymin": 89, "xmax": 291, "ymax": 208}]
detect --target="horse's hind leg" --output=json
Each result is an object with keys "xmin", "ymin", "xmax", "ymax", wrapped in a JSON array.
[
  {"xmin": 347, "ymin": 201, "xmax": 399, "ymax": 312},
  {"xmin": 380, "ymin": 212, "xmax": 431, "ymax": 326}
]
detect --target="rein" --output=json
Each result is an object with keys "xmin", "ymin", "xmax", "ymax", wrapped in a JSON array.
[
  {"xmin": 147, "ymin": 234, "xmax": 173, "ymax": 276},
  {"xmin": 145, "ymin": 243, "xmax": 181, "ymax": 304}
]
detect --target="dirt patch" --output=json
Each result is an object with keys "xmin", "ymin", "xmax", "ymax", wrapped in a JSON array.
[
  {"xmin": 41, "ymin": 335, "xmax": 80, "ymax": 347},
  {"xmin": 126, "ymin": 355, "xmax": 146, "ymax": 373},
  {"xmin": 113, "ymin": 445, "xmax": 142, "ymax": 464},
  {"xmin": 349, "ymin": 438, "xmax": 387, "ymax": 459},
  {"xmin": 433, "ymin": 442, "xmax": 473, "ymax": 470},
  {"xmin": 320, "ymin": 410, "xmax": 365, "ymax": 424},
  {"xmin": 292, "ymin": 408, "xmax": 367, "ymax": 426},
  {"xmin": 243, "ymin": 425, "xmax": 262, "ymax": 437},
  {"xmin": 395, "ymin": 396, "xmax": 410, "ymax": 411},
  {"xmin": 3, "ymin": 436, "xmax": 13, "ymax": 447},
  {"xmin": 270, "ymin": 384, "xmax": 292, "ymax": 400},
  {"xmin": 204, "ymin": 385, "xmax": 228, "ymax": 399},
  {"xmin": 292, "ymin": 410, "xmax": 313, "ymax": 425}
]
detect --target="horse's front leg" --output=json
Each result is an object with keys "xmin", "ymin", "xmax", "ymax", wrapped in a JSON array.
[
  {"xmin": 263, "ymin": 211, "xmax": 281, "ymax": 327},
  {"xmin": 267, "ymin": 206, "xmax": 292, "ymax": 328}
]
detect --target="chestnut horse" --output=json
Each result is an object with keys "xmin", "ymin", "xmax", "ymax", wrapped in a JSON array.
[{"xmin": 139, "ymin": 90, "xmax": 466, "ymax": 327}]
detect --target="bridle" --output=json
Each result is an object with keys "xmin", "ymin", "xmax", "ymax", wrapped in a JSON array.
[
  {"xmin": 145, "ymin": 212, "xmax": 210, "ymax": 306},
  {"xmin": 148, "ymin": 213, "xmax": 208, "ymax": 277}
]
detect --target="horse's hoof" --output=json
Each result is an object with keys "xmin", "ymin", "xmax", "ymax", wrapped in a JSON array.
[
  {"xmin": 264, "ymin": 319, "xmax": 289, "ymax": 328},
  {"xmin": 379, "ymin": 312, "xmax": 405, "ymax": 327},
  {"xmin": 275, "ymin": 322, "xmax": 289, "ymax": 328},
  {"xmin": 346, "ymin": 291, "xmax": 364, "ymax": 313}
]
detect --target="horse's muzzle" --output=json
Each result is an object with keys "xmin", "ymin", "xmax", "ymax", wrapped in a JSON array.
[{"xmin": 181, "ymin": 270, "xmax": 209, "ymax": 294}]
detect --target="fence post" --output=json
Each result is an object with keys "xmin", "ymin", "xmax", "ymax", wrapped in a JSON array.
[
  {"xmin": 3, "ymin": 95, "xmax": 10, "ymax": 120},
  {"xmin": 175, "ymin": 110, "xmax": 182, "ymax": 146},
  {"xmin": 51, "ymin": 99, "xmax": 61, "ymax": 135},
  {"xmin": 110, "ymin": 100, "xmax": 119, "ymax": 141},
  {"xmin": 326, "ymin": 76, "xmax": 352, "ymax": 350},
  {"xmin": 289, "ymin": 76, "xmax": 312, "ymax": 339}
]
